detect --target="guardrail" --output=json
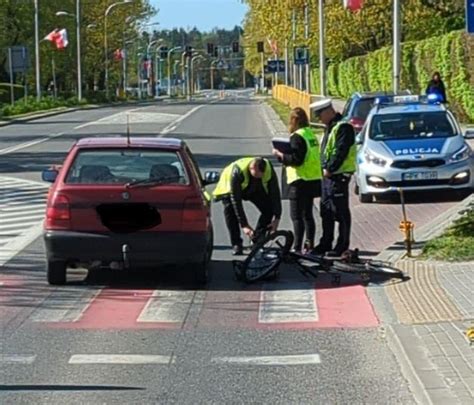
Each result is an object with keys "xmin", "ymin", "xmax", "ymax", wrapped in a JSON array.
[{"xmin": 272, "ymin": 85, "xmax": 312, "ymax": 117}]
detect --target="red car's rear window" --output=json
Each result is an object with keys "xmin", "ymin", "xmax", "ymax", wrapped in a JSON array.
[{"xmin": 65, "ymin": 148, "xmax": 189, "ymax": 185}]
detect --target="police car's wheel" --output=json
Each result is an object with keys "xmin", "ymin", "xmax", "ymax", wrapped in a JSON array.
[{"xmin": 359, "ymin": 193, "xmax": 373, "ymax": 203}]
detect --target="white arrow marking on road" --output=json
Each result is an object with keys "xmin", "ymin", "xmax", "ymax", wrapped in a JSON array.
[
  {"xmin": 211, "ymin": 354, "xmax": 321, "ymax": 366},
  {"xmin": 69, "ymin": 355, "xmax": 174, "ymax": 365},
  {"xmin": 160, "ymin": 105, "xmax": 204, "ymax": 135}
]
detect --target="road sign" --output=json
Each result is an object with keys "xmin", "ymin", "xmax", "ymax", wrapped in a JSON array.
[
  {"xmin": 216, "ymin": 59, "xmax": 229, "ymax": 69},
  {"xmin": 294, "ymin": 47, "xmax": 308, "ymax": 65},
  {"xmin": 266, "ymin": 60, "xmax": 286, "ymax": 73},
  {"xmin": 4, "ymin": 46, "xmax": 29, "ymax": 74},
  {"xmin": 467, "ymin": 0, "xmax": 474, "ymax": 34}
]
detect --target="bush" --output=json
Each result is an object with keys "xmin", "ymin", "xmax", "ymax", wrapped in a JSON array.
[
  {"xmin": 0, "ymin": 95, "xmax": 88, "ymax": 118},
  {"xmin": 315, "ymin": 31, "xmax": 474, "ymax": 123}
]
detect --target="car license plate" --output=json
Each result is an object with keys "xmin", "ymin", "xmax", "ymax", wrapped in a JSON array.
[{"xmin": 402, "ymin": 172, "xmax": 438, "ymax": 181}]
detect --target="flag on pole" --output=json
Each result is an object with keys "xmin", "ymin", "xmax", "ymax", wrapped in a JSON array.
[
  {"xmin": 266, "ymin": 38, "xmax": 278, "ymax": 55},
  {"xmin": 44, "ymin": 28, "xmax": 69, "ymax": 50},
  {"xmin": 343, "ymin": 0, "xmax": 363, "ymax": 12},
  {"xmin": 114, "ymin": 49, "xmax": 125, "ymax": 61}
]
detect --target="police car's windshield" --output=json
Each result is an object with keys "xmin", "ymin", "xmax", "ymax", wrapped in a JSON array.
[{"xmin": 369, "ymin": 112, "xmax": 456, "ymax": 141}]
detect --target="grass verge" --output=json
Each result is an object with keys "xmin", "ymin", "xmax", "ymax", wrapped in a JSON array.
[
  {"xmin": 267, "ymin": 98, "xmax": 291, "ymax": 127},
  {"xmin": 422, "ymin": 206, "xmax": 474, "ymax": 261}
]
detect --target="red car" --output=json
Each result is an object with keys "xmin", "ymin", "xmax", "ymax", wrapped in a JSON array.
[{"xmin": 42, "ymin": 137, "xmax": 218, "ymax": 285}]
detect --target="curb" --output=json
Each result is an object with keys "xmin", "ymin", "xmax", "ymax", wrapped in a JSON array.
[
  {"xmin": 0, "ymin": 99, "xmax": 159, "ymax": 128},
  {"xmin": 376, "ymin": 193, "xmax": 474, "ymax": 263}
]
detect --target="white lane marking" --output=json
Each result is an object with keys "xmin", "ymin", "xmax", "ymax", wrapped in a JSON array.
[
  {"xmin": 0, "ymin": 355, "xmax": 36, "ymax": 364},
  {"xmin": 258, "ymin": 282, "xmax": 319, "ymax": 324},
  {"xmin": 160, "ymin": 105, "xmax": 204, "ymax": 135},
  {"xmin": 0, "ymin": 221, "xmax": 43, "ymax": 231},
  {"xmin": 69, "ymin": 355, "xmax": 174, "ymax": 365},
  {"xmin": 2, "ymin": 205, "xmax": 45, "ymax": 213},
  {"xmin": 30, "ymin": 288, "xmax": 102, "ymax": 323},
  {"xmin": 0, "ymin": 223, "xmax": 43, "ymax": 266},
  {"xmin": 0, "ymin": 132, "xmax": 65, "ymax": 155},
  {"xmin": 211, "ymin": 354, "xmax": 321, "ymax": 366},
  {"xmin": 0, "ymin": 214, "xmax": 45, "ymax": 224},
  {"xmin": 137, "ymin": 290, "xmax": 193, "ymax": 323},
  {"xmin": 0, "ymin": 176, "xmax": 50, "ymax": 187}
]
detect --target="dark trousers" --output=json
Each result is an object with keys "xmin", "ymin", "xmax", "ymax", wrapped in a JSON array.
[
  {"xmin": 222, "ymin": 194, "xmax": 273, "ymax": 247},
  {"xmin": 289, "ymin": 194, "xmax": 316, "ymax": 251},
  {"xmin": 319, "ymin": 175, "xmax": 352, "ymax": 252}
]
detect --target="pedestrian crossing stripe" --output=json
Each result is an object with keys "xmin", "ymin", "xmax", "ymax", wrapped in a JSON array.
[
  {"xmin": 0, "ymin": 176, "xmax": 48, "ymax": 266},
  {"xmin": 20, "ymin": 282, "xmax": 378, "ymax": 330}
]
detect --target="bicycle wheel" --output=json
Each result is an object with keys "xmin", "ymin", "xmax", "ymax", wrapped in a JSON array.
[
  {"xmin": 241, "ymin": 230, "xmax": 294, "ymax": 283},
  {"xmin": 365, "ymin": 261, "xmax": 405, "ymax": 279},
  {"xmin": 331, "ymin": 261, "xmax": 404, "ymax": 279}
]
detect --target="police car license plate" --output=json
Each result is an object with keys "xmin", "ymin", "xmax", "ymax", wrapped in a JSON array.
[{"xmin": 403, "ymin": 172, "xmax": 438, "ymax": 181}]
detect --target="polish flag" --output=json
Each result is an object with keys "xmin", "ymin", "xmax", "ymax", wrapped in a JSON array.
[
  {"xmin": 44, "ymin": 28, "xmax": 69, "ymax": 50},
  {"xmin": 343, "ymin": 0, "xmax": 363, "ymax": 12}
]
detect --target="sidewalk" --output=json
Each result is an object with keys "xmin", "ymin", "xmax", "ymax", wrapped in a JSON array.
[
  {"xmin": 376, "ymin": 195, "xmax": 474, "ymax": 405},
  {"xmin": 263, "ymin": 97, "xmax": 474, "ymax": 404}
]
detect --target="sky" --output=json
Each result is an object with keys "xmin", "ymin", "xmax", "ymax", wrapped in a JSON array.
[{"xmin": 150, "ymin": 0, "xmax": 248, "ymax": 31}]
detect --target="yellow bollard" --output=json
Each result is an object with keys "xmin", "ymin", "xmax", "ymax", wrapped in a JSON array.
[
  {"xmin": 398, "ymin": 188, "xmax": 415, "ymax": 256},
  {"xmin": 466, "ymin": 327, "xmax": 474, "ymax": 346}
]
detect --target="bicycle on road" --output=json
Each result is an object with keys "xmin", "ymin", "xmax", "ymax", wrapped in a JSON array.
[{"xmin": 233, "ymin": 230, "xmax": 406, "ymax": 285}]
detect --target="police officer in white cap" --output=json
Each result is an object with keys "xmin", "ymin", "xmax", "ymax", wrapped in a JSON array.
[{"xmin": 311, "ymin": 99, "xmax": 356, "ymax": 257}]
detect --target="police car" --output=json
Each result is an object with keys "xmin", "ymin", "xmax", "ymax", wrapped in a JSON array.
[{"xmin": 354, "ymin": 94, "xmax": 474, "ymax": 203}]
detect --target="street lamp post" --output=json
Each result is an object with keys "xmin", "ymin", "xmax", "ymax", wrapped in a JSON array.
[
  {"xmin": 191, "ymin": 54, "xmax": 204, "ymax": 97},
  {"xmin": 393, "ymin": 0, "xmax": 401, "ymax": 93},
  {"xmin": 318, "ymin": 0, "xmax": 327, "ymax": 96},
  {"xmin": 104, "ymin": 0, "xmax": 133, "ymax": 100},
  {"xmin": 173, "ymin": 60, "xmax": 180, "ymax": 96},
  {"xmin": 56, "ymin": 0, "xmax": 82, "ymax": 101},
  {"xmin": 155, "ymin": 44, "xmax": 165, "ymax": 96},
  {"xmin": 181, "ymin": 51, "xmax": 187, "ymax": 96},
  {"xmin": 167, "ymin": 46, "xmax": 182, "ymax": 97},
  {"xmin": 146, "ymin": 39, "xmax": 162, "ymax": 96},
  {"xmin": 34, "ymin": 0, "xmax": 41, "ymax": 100}
]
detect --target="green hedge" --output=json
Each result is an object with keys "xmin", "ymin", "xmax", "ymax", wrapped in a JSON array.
[
  {"xmin": 311, "ymin": 31, "xmax": 474, "ymax": 123},
  {"xmin": 0, "ymin": 96, "xmax": 88, "ymax": 119}
]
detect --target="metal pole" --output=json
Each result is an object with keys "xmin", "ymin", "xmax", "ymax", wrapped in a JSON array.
[
  {"xmin": 318, "ymin": 0, "xmax": 326, "ymax": 96},
  {"xmin": 104, "ymin": 13, "xmax": 109, "ymax": 99},
  {"xmin": 261, "ymin": 52, "xmax": 264, "ymax": 91},
  {"xmin": 210, "ymin": 66, "xmax": 214, "ymax": 90},
  {"xmin": 187, "ymin": 57, "xmax": 191, "ymax": 100},
  {"xmin": 292, "ymin": 8, "xmax": 296, "ymax": 87},
  {"xmin": 284, "ymin": 39, "xmax": 288, "ymax": 86},
  {"xmin": 123, "ymin": 49, "xmax": 127, "ymax": 95},
  {"xmin": 34, "ymin": 0, "xmax": 41, "ymax": 100},
  {"xmin": 137, "ymin": 55, "xmax": 141, "ymax": 99},
  {"xmin": 8, "ymin": 48, "xmax": 14, "ymax": 105},
  {"xmin": 242, "ymin": 61, "xmax": 246, "ymax": 88},
  {"xmin": 76, "ymin": 0, "xmax": 82, "ymax": 101},
  {"xmin": 305, "ymin": 3, "xmax": 310, "ymax": 93},
  {"xmin": 393, "ymin": 0, "xmax": 401, "ymax": 93},
  {"xmin": 52, "ymin": 53, "xmax": 57, "ymax": 99}
]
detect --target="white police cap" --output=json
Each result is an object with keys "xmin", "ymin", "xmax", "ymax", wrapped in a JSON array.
[{"xmin": 309, "ymin": 98, "xmax": 332, "ymax": 113}]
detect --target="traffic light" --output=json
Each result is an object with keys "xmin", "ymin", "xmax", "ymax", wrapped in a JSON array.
[
  {"xmin": 257, "ymin": 41, "xmax": 264, "ymax": 53},
  {"xmin": 214, "ymin": 46, "xmax": 219, "ymax": 57},
  {"xmin": 232, "ymin": 41, "xmax": 239, "ymax": 53},
  {"xmin": 185, "ymin": 45, "xmax": 193, "ymax": 57},
  {"xmin": 160, "ymin": 47, "xmax": 168, "ymax": 59},
  {"xmin": 207, "ymin": 43, "xmax": 214, "ymax": 55}
]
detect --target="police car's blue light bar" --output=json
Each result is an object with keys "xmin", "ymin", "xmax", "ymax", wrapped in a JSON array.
[{"xmin": 374, "ymin": 94, "xmax": 442, "ymax": 106}]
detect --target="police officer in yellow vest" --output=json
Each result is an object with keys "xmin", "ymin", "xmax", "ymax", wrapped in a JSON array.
[
  {"xmin": 311, "ymin": 99, "xmax": 356, "ymax": 257},
  {"xmin": 213, "ymin": 157, "xmax": 282, "ymax": 255},
  {"xmin": 273, "ymin": 107, "xmax": 322, "ymax": 253}
]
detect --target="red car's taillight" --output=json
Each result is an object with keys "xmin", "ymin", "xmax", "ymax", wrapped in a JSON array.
[
  {"xmin": 46, "ymin": 194, "xmax": 71, "ymax": 230},
  {"xmin": 182, "ymin": 196, "xmax": 208, "ymax": 232}
]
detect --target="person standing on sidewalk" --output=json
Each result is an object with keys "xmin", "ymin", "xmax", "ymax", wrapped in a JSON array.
[
  {"xmin": 213, "ymin": 157, "xmax": 281, "ymax": 255},
  {"xmin": 273, "ymin": 107, "xmax": 322, "ymax": 253},
  {"xmin": 425, "ymin": 71, "xmax": 447, "ymax": 103},
  {"xmin": 311, "ymin": 99, "xmax": 356, "ymax": 257}
]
